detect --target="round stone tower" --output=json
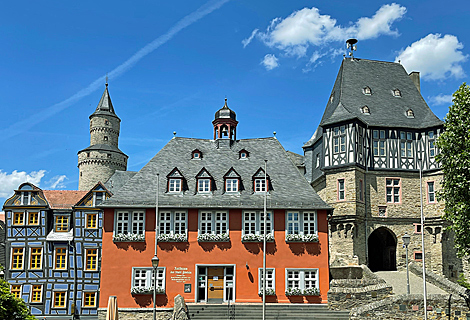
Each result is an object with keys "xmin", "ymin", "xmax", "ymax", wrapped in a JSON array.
[{"xmin": 77, "ymin": 83, "xmax": 128, "ymax": 191}]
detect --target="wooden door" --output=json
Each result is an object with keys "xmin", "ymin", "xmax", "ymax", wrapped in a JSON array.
[{"xmin": 207, "ymin": 267, "xmax": 224, "ymax": 302}]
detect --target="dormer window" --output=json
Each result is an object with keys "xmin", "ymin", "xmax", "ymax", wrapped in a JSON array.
[
  {"xmin": 406, "ymin": 109, "xmax": 414, "ymax": 118},
  {"xmin": 253, "ymin": 168, "xmax": 270, "ymax": 193},
  {"xmin": 196, "ymin": 168, "xmax": 213, "ymax": 194},
  {"xmin": 104, "ymin": 119, "xmax": 109, "ymax": 125},
  {"xmin": 22, "ymin": 192, "xmax": 31, "ymax": 205},
  {"xmin": 239, "ymin": 149, "xmax": 249, "ymax": 159},
  {"xmin": 393, "ymin": 89, "xmax": 401, "ymax": 97},
  {"xmin": 104, "ymin": 136, "xmax": 108, "ymax": 141},
  {"xmin": 224, "ymin": 168, "xmax": 241, "ymax": 193},
  {"xmin": 167, "ymin": 168, "xmax": 185, "ymax": 193},
  {"xmin": 363, "ymin": 87, "xmax": 372, "ymax": 95},
  {"xmin": 94, "ymin": 191, "xmax": 105, "ymax": 206},
  {"xmin": 192, "ymin": 149, "xmax": 202, "ymax": 159},
  {"xmin": 361, "ymin": 106, "xmax": 370, "ymax": 114}
]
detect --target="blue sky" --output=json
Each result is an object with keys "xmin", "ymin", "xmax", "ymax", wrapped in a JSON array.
[{"xmin": 0, "ymin": 0, "xmax": 469, "ymax": 205}]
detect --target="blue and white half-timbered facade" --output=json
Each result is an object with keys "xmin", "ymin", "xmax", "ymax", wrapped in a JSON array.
[{"xmin": 3, "ymin": 182, "xmax": 108, "ymax": 319}]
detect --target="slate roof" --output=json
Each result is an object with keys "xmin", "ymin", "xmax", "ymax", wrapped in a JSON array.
[
  {"xmin": 77, "ymin": 144, "xmax": 128, "ymax": 156},
  {"xmin": 90, "ymin": 84, "xmax": 119, "ymax": 120},
  {"xmin": 104, "ymin": 170, "xmax": 137, "ymax": 194},
  {"xmin": 42, "ymin": 190, "xmax": 87, "ymax": 209},
  {"xmin": 101, "ymin": 137, "xmax": 330, "ymax": 210},
  {"xmin": 304, "ymin": 58, "xmax": 443, "ymax": 147}
]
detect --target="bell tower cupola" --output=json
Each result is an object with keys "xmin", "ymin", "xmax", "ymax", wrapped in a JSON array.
[
  {"xmin": 213, "ymin": 98, "xmax": 238, "ymax": 141},
  {"xmin": 77, "ymin": 83, "xmax": 128, "ymax": 191}
]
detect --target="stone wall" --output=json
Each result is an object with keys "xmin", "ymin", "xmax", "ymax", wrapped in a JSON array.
[
  {"xmin": 328, "ymin": 265, "xmax": 393, "ymax": 311},
  {"xmin": 350, "ymin": 294, "xmax": 470, "ymax": 320},
  {"xmin": 98, "ymin": 309, "xmax": 172, "ymax": 320}
]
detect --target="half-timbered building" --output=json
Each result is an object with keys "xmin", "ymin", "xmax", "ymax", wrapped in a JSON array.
[
  {"xmin": 303, "ymin": 57, "xmax": 460, "ymax": 278},
  {"xmin": 2, "ymin": 182, "xmax": 109, "ymax": 319}
]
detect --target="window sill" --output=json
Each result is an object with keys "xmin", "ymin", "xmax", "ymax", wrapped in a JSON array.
[
  {"xmin": 131, "ymin": 287, "xmax": 165, "ymax": 295},
  {"xmin": 241, "ymin": 234, "xmax": 274, "ymax": 243}
]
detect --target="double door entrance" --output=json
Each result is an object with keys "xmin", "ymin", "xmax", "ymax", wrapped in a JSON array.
[{"xmin": 197, "ymin": 265, "xmax": 234, "ymax": 303}]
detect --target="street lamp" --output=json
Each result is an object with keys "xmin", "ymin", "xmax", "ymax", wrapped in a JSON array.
[
  {"xmin": 151, "ymin": 255, "xmax": 160, "ymax": 320},
  {"xmin": 402, "ymin": 232, "xmax": 411, "ymax": 295}
]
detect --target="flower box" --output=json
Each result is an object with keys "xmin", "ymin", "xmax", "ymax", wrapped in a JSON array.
[
  {"xmin": 258, "ymin": 288, "xmax": 276, "ymax": 296},
  {"xmin": 285, "ymin": 287, "xmax": 320, "ymax": 296},
  {"xmin": 197, "ymin": 233, "xmax": 230, "ymax": 242},
  {"xmin": 113, "ymin": 233, "xmax": 145, "ymax": 242},
  {"xmin": 157, "ymin": 233, "xmax": 187, "ymax": 242},
  {"xmin": 285, "ymin": 234, "xmax": 318, "ymax": 243},
  {"xmin": 241, "ymin": 233, "xmax": 274, "ymax": 242},
  {"xmin": 131, "ymin": 286, "xmax": 165, "ymax": 295}
]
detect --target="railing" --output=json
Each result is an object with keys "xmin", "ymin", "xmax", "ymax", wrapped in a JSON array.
[{"xmin": 227, "ymin": 288, "xmax": 235, "ymax": 320}]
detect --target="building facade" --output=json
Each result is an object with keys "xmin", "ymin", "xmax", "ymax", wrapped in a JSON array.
[
  {"xmin": 98, "ymin": 101, "xmax": 331, "ymax": 309},
  {"xmin": 303, "ymin": 57, "xmax": 461, "ymax": 279},
  {"xmin": 2, "ymin": 182, "xmax": 109, "ymax": 319},
  {"xmin": 78, "ymin": 83, "xmax": 128, "ymax": 191}
]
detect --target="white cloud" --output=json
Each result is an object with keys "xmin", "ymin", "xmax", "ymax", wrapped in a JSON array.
[
  {"xmin": 356, "ymin": 3, "xmax": 406, "ymax": 40},
  {"xmin": 0, "ymin": 170, "xmax": 46, "ymax": 198},
  {"xmin": 242, "ymin": 29, "xmax": 258, "ymax": 48},
  {"xmin": 429, "ymin": 94, "xmax": 453, "ymax": 106},
  {"xmin": 396, "ymin": 34, "xmax": 467, "ymax": 80},
  {"xmin": 261, "ymin": 54, "xmax": 279, "ymax": 70},
  {"xmin": 252, "ymin": 3, "xmax": 406, "ymax": 61},
  {"xmin": 48, "ymin": 175, "xmax": 68, "ymax": 189}
]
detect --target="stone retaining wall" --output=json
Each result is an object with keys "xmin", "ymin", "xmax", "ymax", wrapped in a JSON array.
[{"xmin": 98, "ymin": 309, "xmax": 172, "ymax": 320}]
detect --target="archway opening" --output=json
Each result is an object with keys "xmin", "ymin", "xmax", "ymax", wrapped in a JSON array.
[{"xmin": 368, "ymin": 227, "xmax": 397, "ymax": 272}]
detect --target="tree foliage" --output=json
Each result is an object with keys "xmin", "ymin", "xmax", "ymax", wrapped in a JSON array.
[
  {"xmin": 0, "ymin": 269, "xmax": 36, "ymax": 320},
  {"xmin": 436, "ymin": 83, "xmax": 470, "ymax": 257}
]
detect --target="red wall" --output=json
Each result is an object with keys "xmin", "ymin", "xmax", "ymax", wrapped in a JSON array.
[{"xmin": 99, "ymin": 208, "xmax": 329, "ymax": 308}]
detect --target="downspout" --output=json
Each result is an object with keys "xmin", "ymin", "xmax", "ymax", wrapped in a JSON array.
[{"xmin": 364, "ymin": 124, "xmax": 369, "ymax": 266}]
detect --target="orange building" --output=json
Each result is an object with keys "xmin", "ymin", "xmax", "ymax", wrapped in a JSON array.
[{"xmin": 99, "ymin": 101, "xmax": 332, "ymax": 308}]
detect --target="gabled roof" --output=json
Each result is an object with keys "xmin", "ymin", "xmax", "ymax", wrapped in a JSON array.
[
  {"xmin": 102, "ymin": 137, "xmax": 330, "ymax": 210},
  {"xmin": 90, "ymin": 84, "xmax": 119, "ymax": 120},
  {"xmin": 304, "ymin": 58, "xmax": 443, "ymax": 148},
  {"xmin": 75, "ymin": 182, "xmax": 112, "ymax": 208},
  {"xmin": 43, "ymin": 190, "xmax": 87, "ymax": 210}
]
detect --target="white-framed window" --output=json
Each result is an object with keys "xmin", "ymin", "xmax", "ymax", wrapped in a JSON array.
[
  {"xmin": 10, "ymin": 284, "xmax": 22, "ymax": 299},
  {"xmin": 30, "ymin": 284, "xmax": 43, "ymax": 303},
  {"xmin": 54, "ymin": 247, "xmax": 68, "ymax": 270},
  {"xmin": 254, "ymin": 178, "xmax": 266, "ymax": 193},
  {"xmin": 337, "ymin": 179, "xmax": 345, "ymax": 201},
  {"xmin": 386, "ymin": 178, "xmax": 401, "ymax": 203},
  {"xmin": 429, "ymin": 131, "xmax": 435, "ymax": 157},
  {"xmin": 169, "ymin": 178, "xmax": 182, "ymax": 192},
  {"xmin": 83, "ymin": 292, "xmax": 97, "ymax": 308},
  {"xmin": 258, "ymin": 268, "xmax": 275, "ymax": 293},
  {"xmin": 199, "ymin": 211, "xmax": 229, "ymax": 235},
  {"xmin": 198, "ymin": 179, "xmax": 211, "ymax": 193},
  {"xmin": 115, "ymin": 211, "xmax": 146, "ymax": 235},
  {"xmin": 21, "ymin": 192, "xmax": 31, "ymax": 205},
  {"xmin": 427, "ymin": 181, "xmax": 436, "ymax": 203},
  {"xmin": 400, "ymin": 132, "xmax": 413, "ymax": 158},
  {"xmin": 225, "ymin": 179, "xmax": 239, "ymax": 192},
  {"xmin": 285, "ymin": 269, "xmax": 319, "ymax": 291},
  {"xmin": 333, "ymin": 126, "xmax": 346, "ymax": 154},
  {"xmin": 242, "ymin": 211, "xmax": 272, "ymax": 235},
  {"xmin": 94, "ymin": 191, "xmax": 106, "ymax": 206},
  {"xmin": 29, "ymin": 247, "xmax": 43, "ymax": 270},
  {"xmin": 286, "ymin": 211, "xmax": 317, "ymax": 235},
  {"xmin": 159, "ymin": 211, "xmax": 187, "ymax": 235},
  {"xmin": 132, "ymin": 267, "xmax": 166, "ymax": 290},
  {"xmin": 11, "ymin": 247, "xmax": 24, "ymax": 270}
]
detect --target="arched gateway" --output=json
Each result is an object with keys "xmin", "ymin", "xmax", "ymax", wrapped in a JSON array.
[{"xmin": 368, "ymin": 227, "xmax": 397, "ymax": 272}]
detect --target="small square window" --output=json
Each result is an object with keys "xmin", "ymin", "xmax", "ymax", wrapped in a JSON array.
[
  {"xmin": 169, "ymin": 179, "xmax": 182, "ymax": 192},
  {"xmin": 254, "ymin": 178, "xmax": 267, "ymax": 192},
  {"xmin": 83, "ymin": 292, "xmax": 96, "ymax": 307},
  {"xmin": 28, "ymin": 212, "xmax": 39, "ymax": 225},
  {"xmin": 53, "ymin": 291, "xmax": 67, "ymax": 308},
  {"xmin": 198, "ymin": 179, "xmax": 211, "ymax": 193},
  {"xmin": 240, "ymin": 152, "xmax": 247, "ymax": 158},
  {"xmin": 226, "ymin": 179, "xmax": 239, "ymax": 192},
  {"xmin": 55, "ymin": 216, "xmax": 69, "ymax": 232},
  {"xmin": 414, "ymin": 223, "xmax": 422, "ymax": 234},
  {"xmin": 193, "ymin": 152, "xmax": 200, "ymax": 159},
  {"xmin": 414, "ymin": 251, "xmax": 423, "ymax": 261}
]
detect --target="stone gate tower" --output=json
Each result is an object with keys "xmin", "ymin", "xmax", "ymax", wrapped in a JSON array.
[{"xmin": 78, "ymin": 83, "xmax": 128, "ymax": 190}]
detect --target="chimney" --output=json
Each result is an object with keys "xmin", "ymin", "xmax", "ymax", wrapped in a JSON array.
[{"xmin": 409, "ymin": 72, "xmax": 420, "ymax": 93}]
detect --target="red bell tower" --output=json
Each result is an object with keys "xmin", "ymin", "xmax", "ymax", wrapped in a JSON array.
[{"xmin": 213, "ymin": 98, "xmax": 238, "ymax": 140}]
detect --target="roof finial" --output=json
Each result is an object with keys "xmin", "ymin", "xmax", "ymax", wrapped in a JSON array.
[
  {"xmin": 346, "ymin": 39, "xmax": 358, "ymax": 59},
  {"xmin": 106, "ymin": 74, "xmax": 108, "ymax": 87},
  {"xmin": 273, "ymin": 131, "xmax": 277, "ymax": 138},
  {"xmin": 173, "ymin": 131, "xmax": 177, "ymax": 138}
]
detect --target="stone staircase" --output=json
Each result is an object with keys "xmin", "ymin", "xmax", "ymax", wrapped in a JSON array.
[{"xmin": 187, "ymin": 303, "xmax": 350, "ymax": 320}]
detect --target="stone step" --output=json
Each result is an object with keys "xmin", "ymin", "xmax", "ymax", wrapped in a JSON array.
[{"xmin": 187, "ymin": 304, "xmax": 350, "ymax": 320}]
